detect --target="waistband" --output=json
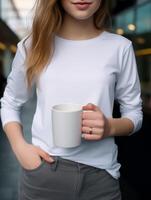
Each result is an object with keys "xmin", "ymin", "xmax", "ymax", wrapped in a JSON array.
[{"xmin": 50, "ymin": 156, "xmax": 101, "ymax": 173}]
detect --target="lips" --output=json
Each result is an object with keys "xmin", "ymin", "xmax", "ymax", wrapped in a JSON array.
[
  {"xmin": 72, "ymin": 2, "xmax": 92, "ymax": 4},
  {"xmin": 72, "ymin": 1, "xmax": 92, "ymax": 10}
]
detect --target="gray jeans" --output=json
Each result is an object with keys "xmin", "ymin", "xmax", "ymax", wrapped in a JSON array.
[{"xmin": 18, "ymin": 156, "xmax": 121, "ymax": 200}]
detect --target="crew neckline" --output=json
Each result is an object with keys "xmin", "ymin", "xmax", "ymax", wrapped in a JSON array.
[{"xmin": 55, "ymin": 30, "xmax": 107, "ymax": 44}]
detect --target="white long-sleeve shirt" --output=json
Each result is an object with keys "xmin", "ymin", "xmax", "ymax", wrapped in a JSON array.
[{"xmin": 0, "ymin": 31, "xmax": 143, "ymax": 179}]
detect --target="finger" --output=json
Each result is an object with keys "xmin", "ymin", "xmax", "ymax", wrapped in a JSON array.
[
  {"xmin": 82, "ymin": 111, "xmax": 101, "ymax": 120},
  {"xmin": 37, "ymin": 148, "xmax": 54, "ymax": 163},
  {"xmin": 91, "ymin": 127, "xmax": 104, "ymax": 135},
  {"xmin": 82, "ymin": 126, "xmax": 104, "ymax": 135},
  {"xmin": 82, "ymin": 133, "xmax": 103, "ymax": 141},
  {"xmin": 82, "ymin": 103, "xmax": 100, "ymax": 112},
  {"xmin": 82, "ymin": 119, "xmax": 104, "ymax": 128},
  {"xmin": 82, "ymin": 126, "xmax": 92, "ymax": 134}
]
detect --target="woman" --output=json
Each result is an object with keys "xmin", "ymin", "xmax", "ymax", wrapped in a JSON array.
[{"xmin": 0, "ymin": 0, "xmax": 142, "ymax": 199}]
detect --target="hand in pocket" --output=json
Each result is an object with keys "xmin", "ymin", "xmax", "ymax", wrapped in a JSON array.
[{"xmin": 14, "ymin": 142, "xmax": 54, "ymax": 170}]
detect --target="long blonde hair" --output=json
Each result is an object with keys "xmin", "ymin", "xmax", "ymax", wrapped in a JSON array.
[{"xmin": 26, "ymin": 0, "xmax": 111, "ymax": 87}]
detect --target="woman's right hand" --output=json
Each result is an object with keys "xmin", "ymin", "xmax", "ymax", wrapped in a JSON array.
[{"xmin": 14, "ymin": 142, "xmax": 54, "ymax": 170}]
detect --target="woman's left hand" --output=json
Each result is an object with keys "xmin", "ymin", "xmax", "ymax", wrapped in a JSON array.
[{"xmin": 81, "ymin": 103, "xmax": 111, "ymax": 141}]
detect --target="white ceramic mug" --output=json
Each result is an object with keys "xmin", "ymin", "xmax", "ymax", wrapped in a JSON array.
[{"xmin": 51, "ymin": 103, "xmax": 83, "ymax": 148}]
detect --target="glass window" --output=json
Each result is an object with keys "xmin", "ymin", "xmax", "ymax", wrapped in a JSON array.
[
  {"xmin": 114, "ymin": 9, "xmax": 135, "ymax": 34},
  {"xmin": 136, "ymin": 2, "xmax": 151, "ymax": 33}
]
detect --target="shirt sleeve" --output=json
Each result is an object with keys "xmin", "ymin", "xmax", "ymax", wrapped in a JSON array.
[
  {"xmin": 0, "ymin": 43, "xmax": 35, "ymax": 128},
  {"xmin": 115, "ymin": 42, "xmax": 143, "ymax": 134}
]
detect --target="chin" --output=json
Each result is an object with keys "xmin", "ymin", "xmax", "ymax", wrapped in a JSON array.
[{"xmin": 71, "ymin": 13, "xmax": 92, "ymax": 20}]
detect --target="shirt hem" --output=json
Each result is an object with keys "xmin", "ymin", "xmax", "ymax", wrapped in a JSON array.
[{"xmin": 32, "ymin": 138, "xmax": 120, "ymax": 179}]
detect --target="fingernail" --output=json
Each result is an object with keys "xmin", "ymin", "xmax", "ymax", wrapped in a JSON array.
[{"xmin": 49, "ymin": 157, "xmax": 54, "ymax": 163}]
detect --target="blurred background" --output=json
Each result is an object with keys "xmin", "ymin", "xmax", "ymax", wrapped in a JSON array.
[{"xmin": 0, "ymin": 0, "xmax": 151, "ymax": 199}]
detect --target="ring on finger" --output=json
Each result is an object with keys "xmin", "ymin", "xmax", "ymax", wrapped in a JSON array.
[{"xmin": 89, "ymin": 127, "xmax": 93, "ymax": 134}]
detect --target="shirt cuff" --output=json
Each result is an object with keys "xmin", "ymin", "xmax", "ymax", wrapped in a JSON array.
[
  {"xmin": 121, "ymin": 112, "xmax": 143, "ymax": 135},
  {"xmin": 0, "ymin": 108, "xmax": 22, "ymax": 128}
]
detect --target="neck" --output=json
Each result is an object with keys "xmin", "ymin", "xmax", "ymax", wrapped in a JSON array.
[{"xmin": 57, "ymin": 14, "xmax": 103, "ymax": 40}]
